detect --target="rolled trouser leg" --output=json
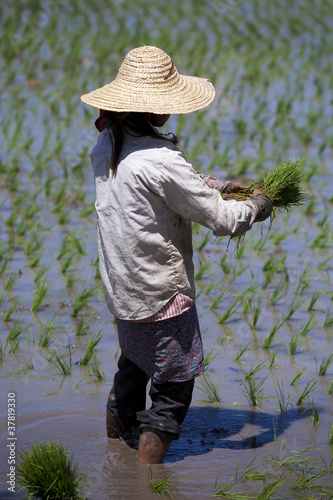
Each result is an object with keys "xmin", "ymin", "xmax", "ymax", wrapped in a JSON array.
[{"xmin": 137, "ymin": 379, "xmax": 195, "ymax": 441}]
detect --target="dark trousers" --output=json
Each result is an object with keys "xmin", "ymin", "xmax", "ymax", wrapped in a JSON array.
[{"xmin": 107, "ymin": 353, "xmax": 194, "ymax": 439}]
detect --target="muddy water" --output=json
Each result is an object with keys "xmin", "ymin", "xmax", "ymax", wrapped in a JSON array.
[
  {"xmin": 1, "ymin": 280, "xmax": 333, "ymax": 499},
  {"xmin": 1, "ymin": 1, "xmax": 333, "ymax": 498}
]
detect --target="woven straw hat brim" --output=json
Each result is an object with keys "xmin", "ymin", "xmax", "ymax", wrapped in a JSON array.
[
  {"xmin": 80, "ymin": 74, "xmax": 215, "ymax": 114},
  {"xmin": 80, "ymin": 46, "xmax": 215, "ymax": 114}
]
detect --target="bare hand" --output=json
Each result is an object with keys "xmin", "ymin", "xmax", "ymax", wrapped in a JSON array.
[
  {"xmin": 228, "ymin": 182, "xmax": 250, "ymax": 193},
  {"xmin": 252, "ymin": 189, "xmax": 263, "ymax": 197}
]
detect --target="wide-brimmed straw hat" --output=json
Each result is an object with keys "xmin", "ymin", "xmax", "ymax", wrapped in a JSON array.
[{"xmin": 80, "ymin": 46, "xmax": 215, "ymax": 114}]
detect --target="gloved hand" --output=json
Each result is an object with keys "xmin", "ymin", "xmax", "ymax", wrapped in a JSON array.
[{"xmin": 252, "ymin": 189, "xmax": 273, "ymax": 222}]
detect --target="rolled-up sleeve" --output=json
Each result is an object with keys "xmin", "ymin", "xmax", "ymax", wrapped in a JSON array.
[{"xmin": 148, "ymin": 148, "xmax": 259, "ymax": 238}]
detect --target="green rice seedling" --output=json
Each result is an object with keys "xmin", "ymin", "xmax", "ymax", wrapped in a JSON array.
[
  {"xmin": 294, "ymin": 268, "xmax": 311, "ymax": 296},
  {"xmin": 308, "ymin": 290, "xmax": 327, "ymax": 311},
  {"xmin": 292, "ymin": 468, "xmax": 329, "ymax": 493},
  {"xmin": 210, "ymin": 292, "xmax": 225, "ymax": 311},
  {"xmin": 269, "ymin": 278, "xmax": 287, "ymax": 306},
  {"xmin": 296, "ymin": 380, "xmax": 318, "ymax": 406},
  {"xmin": 197, "ymin": 231, "xmax": 211, "ymax": 251},
  {"xmin": 49, "ymin": 348, "xmax": 72, "ymax": 376},
  {"xmin": 203, "ymin": 346, "xmax": 217, "ymax": 371},
  {"xmin": 323, "ymin": 308, "xmax": 333, "ymax": 328},
  {"xmin": 233, "ymin": 341, "xmax": 252, "ymax": 362},
  {"xmin": 57, "ymin": 210, "xmax": 71, "ymax": 225},
  {"xmin": 303, "ymin": 198, "xmax": 316, "ymax": 216},
  {"xmin": 289, "ymin": 331, "xmax": 304, "ymax": 355},
  {"xmin": 272, "ymin": 228, "xmax": 287, "ymax": 246},
  {"xmin": 290, "ymin": 366, "xmax": 308, "ymax": 385},
  {"xmin": 52, "ymin": 200, "xmax": 67, "ymax": 214},
  {"xmin": 66, "ymin": 273, "xmax": 76, "ymax": 289},
  {"xmin": 304, "ymin": 400, "xmax": 320, "ymax": 426},
  {"xmin": 88, "ymin": 362, "xmax": 106, "ymax": 382},
  {"xmin": 4, "ymin": 272, "xmax": 17, "ymax": 291},
  {"xmin": 24, "ymin": 231, "xmax": 44, "ymax": 257},
  {"xmin": 16, "ymin": 441, "xmax": 87, "ymax": 500},
  {"xmin": 217, "ymin": 299, "xmax": 239, "ymax": 324},
  {"xmin": 269, "ymin": 348, "xmax": 279, "ymax": 369},
  {"xmin": 60, "ymin": 252, "xmax": 76, "ymax": 274},
  {"xmin": 327, "ymin": 381, "xmax": 333, "ymax": 395},
  {"xmin": 79, "ymin": 204, "xmax": 95, "ymax": 218},
  {"xmin": 66, "ymin": 232, "xmax": 86, "ymax": 256},
  {"xmin": 16, "ymin": 217, "xmax": 31, "ymax": 236},
  {"xmin": 262, "ymin": 255, "xmax": 288, "ymax": 289},
  {"xmin": 80, "ymin": 331, "xmax": 103, "ymax": 366},
  {"xmin": 242, "ymin": 377, "xmax": 267, "ymax": 407},
  {"xmin": 148, "ymin": 466, "xmax": 176, "ymax": 499},
  {"xmin": 256, "ymin": 475, "xmax": 287, "ymax": 500},
  {"xmin": 13, "ymin": 358, "xmax": 34, "ymax": 373},
  {"xmin": 284, "ymin": 296, "xmax": 303, "ymax": 321},
  {"xmin": 318, "ymin": 353, "xmax": 333, "ymax": 376},
  {"xmin": 28, "ymin": 251, "xmax": 43, "ymax": 268},
  {"xmin": 329, "ymin": 424, "xmax": 333, "ymax": 446},
  {"xmin": 194, "ymin": 260, "xmax": 210, "ymax": 281},
  {"xmin": 245, "ymin": 296, "xmax": 263, "ymax": 330},
  {"xmin": 211, "ymin": 478, "xmax": 256, "ymax": 498},
  {"xmin": 244, "ymin": 361, "xmax": 267, "ymax": 380},
  {"xmin": 299, "ymin": 316, "xmax": 315, "ymax": 336},
  {"xmin": 198, "ymin": 373, "xmax": 221, "ymax": 406},
  {"xmin": 38, "ymin": 313, "xmax": 61, "ymax": 348},
  {"xmin": 6, "ymin": 318, "xmax": 25, "ymax": 344},
  {"xmin": 0, "ymin": 254, "xmax": 13, "ymax": 274},
  {"xmin": 3, "ymin": 299, "xmax": 19, "ymax": 322},
  {"xmin": 262, "ymin": 320, "xmax": 284, "ymax": 349},
  {"xmin": 5, "ymin": 211, "xmax": 18, "ymax": 228},
  {"xmin": 221, "ymin": 157, "xmax": 307, "ymax": 212},
  {"xmin": 52, "ymin": 184, "xmax": 67, "ymax": 206},
  {"xmin": 31, "ymin": 279, "xmax": 48, "ymax": 313},
  {"xmin": 75, "ymin": 315, "xmax": 93, "ymax": 336},
  {"xmin": 33, "ymin": 266, "xmax": 48, "ymax": 284},
  {"xmin": 274, "ymin": 379, "xmax": 292, "ymax": 413},
  {"xmin": 93, "ymin": 257, "xmax": 101, "ymax": 280},
  {"xmin": 219, "ymin": 253, "xmax": 233, "ymax": 274},
  {"xmin": 72, "ymin": 285, "xmax": 98, "ymax": 317},
  {"xmin": 310, "ymin": 229, "xmax": 331, "ymax": 249}
]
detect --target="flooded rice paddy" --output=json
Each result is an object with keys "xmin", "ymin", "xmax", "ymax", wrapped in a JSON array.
[{"xmin": 0, "ymin": 0, "xmax": 333, "ymax": 498}]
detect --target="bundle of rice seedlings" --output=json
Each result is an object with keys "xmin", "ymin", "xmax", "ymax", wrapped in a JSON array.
[
  {"xmin": 17, "ymin": 441, "xmax": 87, "ymax": 500},
  {"xmin": 222, "ymin": 157, "xmax": 308, "ymax": 212}
]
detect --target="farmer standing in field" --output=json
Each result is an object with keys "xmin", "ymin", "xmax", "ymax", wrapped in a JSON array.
[{"xmin": 80, "ymin": 45, "xmax": 272, "ymax": 463}]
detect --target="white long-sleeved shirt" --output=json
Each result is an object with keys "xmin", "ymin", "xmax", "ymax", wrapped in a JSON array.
[{"xmin": 90, "ymin": 129, "xmax": 260, "ymax": 320}]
